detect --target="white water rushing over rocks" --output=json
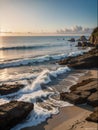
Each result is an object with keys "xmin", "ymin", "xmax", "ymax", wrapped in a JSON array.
[{"xmin": 0, "ymin": 36, "xmax": 90, "ymax": 129}]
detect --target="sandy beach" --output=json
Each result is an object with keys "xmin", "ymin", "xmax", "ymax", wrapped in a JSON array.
[
  {"xmin": 0, "ymin": 47, "xmax": 98, "ymax": 130},
  {"xmin": 22, "ymin": 69, "xmax": 98, "ymax": 130},
  {"xmin": 0, "ymin": 1, "xmax": 98, "ymax": 129}
]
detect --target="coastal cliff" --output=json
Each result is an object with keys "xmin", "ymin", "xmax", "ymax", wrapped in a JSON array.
[
  {"xmin": 90, "ymin": 27, "xmax": 98, "ymax": 45},
  {"xmin": 59, "ymin": 27, "xmax": 98, "ymax": 125}
]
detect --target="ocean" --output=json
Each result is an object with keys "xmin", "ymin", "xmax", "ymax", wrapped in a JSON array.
[{"xmin": 0, "ymin": 36, "xmax": 90, "ymax": 130}]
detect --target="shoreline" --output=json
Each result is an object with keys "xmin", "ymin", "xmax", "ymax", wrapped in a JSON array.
[
  {"xmin": 0, "ymin": 47, "xmax": 98, "ymax": 130},
  {"xmin": 22, "ymin": 69, "xmax": 98, "ymax": 130}
]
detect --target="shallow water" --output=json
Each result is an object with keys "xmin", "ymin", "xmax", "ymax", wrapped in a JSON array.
[{"xmin": 0, "ymin": 36, "xmax": 90, "ymax": 130}]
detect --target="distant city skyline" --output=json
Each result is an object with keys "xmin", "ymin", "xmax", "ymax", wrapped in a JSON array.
[{"xmin": 0, "ymin": 0, "xmax": 97, "ymax": 35}]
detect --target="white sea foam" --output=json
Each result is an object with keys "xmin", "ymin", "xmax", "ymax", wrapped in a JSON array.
[
  {"xmin": 1, "ymin": 65, "xmax": 87, "ymax": 130},
  {"xmin": 12, "ymin": 99, "xmax": 73, "ymax": 130},
  {"xmin": 0, "ymin": 66, "xmax": 72, "ymax": 130},
  {"xmin": 0, "ymin": 47, "xmax": 91, "ymax": 69},
  {"xmin": 0, "ymin": 72, "xmax": 38, "ymax": 84},
  {"xmin": 0, "ymin": 66, "xmax": 71, "ymax": 99},
  {"xmin": 0, "ymin": 99, "xmax": 9, "ymax": 105}
]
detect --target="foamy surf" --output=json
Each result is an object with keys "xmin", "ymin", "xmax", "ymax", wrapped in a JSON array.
[
  {"xmin": 0, "ymin": 66, "xmax": 71, "ymax": 98},
  {"xmin": 0, "ymin": 66, "xmax": 87, "ymax": 130},
  {"xmin": 0, "ymin": 47, "xmax": 91, "ymax": 69},
  {"xmin": 11, "ymin": 101, "xmax": 73, "ymax": 130},
  {"xmin": 0, "ymin": 36, "xmax": 91, "ymax": 130},
  {"xmin": 0, "ymin": 66, "xmax": 72, "ymax": 130}
]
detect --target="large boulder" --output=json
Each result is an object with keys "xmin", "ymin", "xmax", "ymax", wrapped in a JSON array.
[
  {"xmin": 77, "ymin": 41, "xmax": 94, "ymax": 47},
  {"xmin": 0, "ymin": 83, "xmax": 24, "ymax": 95},
  {"xmin": 60, "ymin": 91, "xmax": 90, "ymax": 105},
  {"xmin": 70, "ymin": 78, "xmax": 96, "ymax": 91},
  {"xmin": 60, "ymin": 78, "xmax": 97, "ymax": 107},
  {"xmin": 86, "ymin": 107, "xmax": 98, "ymax": 123},
  {"xmin": 58, "ymin": 47, "xmax": 98, "ymax": 69},
  {"xmin": 68, "ymin": 38, "xmax": 75, "ymax": 42},
  {"xmin": 69, "ymin": 56, "xmax": 98, "ymax": 69},
  {"xmin": 77, "ymin": 35, "xmax": 88, "ymax": 42},
  {"xmin": 0, "ymin": 101, "xmax": 34, "ymax": 130},
  {"xmin": 76, "ymin": 80, "xmax": 97, "ymax": 93},
  {"xmin": 87, "ymin": 92, "xmax": 98, "ymax": 107}
]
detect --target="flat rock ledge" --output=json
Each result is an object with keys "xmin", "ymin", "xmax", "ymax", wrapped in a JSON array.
[
  {"xmin": 0, "ymin": 101, "xmax": 34, "ymax": 130},
  {"xmin": 0, "ymin": 83, "xmax": 24, "ymax": 95},
  {"xmin": 86, "ymin": 107, "xmax": 98, "ymax": 123},
  {"xmin": 58, "ymin": 47, "xmax": 98, "ymax": 69},
  {"xmin": 60, "ymin": 78, "xmax": 98, "ymax": 123}
]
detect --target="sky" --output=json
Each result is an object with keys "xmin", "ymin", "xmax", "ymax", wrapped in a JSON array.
[{"xmin": 0, "ymin": 0, "xmax": 97, "ymax": 35}]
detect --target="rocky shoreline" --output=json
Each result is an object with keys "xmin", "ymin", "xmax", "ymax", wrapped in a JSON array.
[
  {"xmin": 59, "ymin": 44, "xmax": 98, "ymax": 124},
  {"xmin": 0, "ymin": 47, "xmax": 98, "ymax": 129},
  {"xmin": 0, "ymin": 101, "xmax": 34, "ymax": 130},
  {"xmin": 59, "ymin": 28, "xmax": 98, "ymax": 125},
  {"xmin": 0, "ymin": 83, "xmax": 24, "ymax": 95},
  {"xmin": 58, "ymin": 47, "xmax": 98, "ymax": 69},
  {"xmin": 60, "ymin": 77, "xmax": 98, "ymax": 123},
  {"xmin": 0, "ymin": 27, "xmax": 98, "ymax": 130}
]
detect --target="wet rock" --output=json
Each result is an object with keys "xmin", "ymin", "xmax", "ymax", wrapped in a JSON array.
[
  {"xmin": 60, "ymin": 91, "xmax": 90, "ymax": 105},
  {"xmin": 86, "ymin": 107, "xmax": 98, "ymax": 123},
  {"xmin": 89, "ymin": 27, "xmax": 98, "ymax": 45},
  {"xmin": 77, "ymin": 41, "xmax": 94, "ymax": 47},
  {"xmin": 0, "ymin": 101, "xmax": 34, "ymax": 130},
  {"xmin": 70, "ymin": 78, "xmax": 96, "ymax": 91},
  {"xmin": 60, "ymin": 78, "xmax": 97, "ymax": 106},
  {"xmin": 77, "ymin": 42, "xmax": 82, "ymax": 46},
  {"xmin": 76, "ymin": 79, "xmax": 97, "ymax": 93},
  {"xmin": 58, "ymin": 48, "xmax": 98, "ymax": 69},
  {"xmin": 77, "ymin": 35, "xmax": 88, "ymax": 42},
  {"xmin": 69, "ymin": 56, "xmax": 98, "ymax": 69},
  {"xmin": 0, "ymin": 83, "xmax": 24, "ymax": 95},
  {"xmin": 87, "ymin": 91, "xmax": 98, "ymax": 107},
  {"xmin": 68, "ymin": 38, "xmax": 75, "ymax": 42}
]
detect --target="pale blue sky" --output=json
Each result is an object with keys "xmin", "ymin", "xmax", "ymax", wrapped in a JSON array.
[{"xmin": 0, "ymin": 0, "xmax": 97, "ymax": 34}]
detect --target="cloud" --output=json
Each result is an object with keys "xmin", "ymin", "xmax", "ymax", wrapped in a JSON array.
[{"xmin": 56, "ymin": 25, "xmax": 93, "ymax": 34}]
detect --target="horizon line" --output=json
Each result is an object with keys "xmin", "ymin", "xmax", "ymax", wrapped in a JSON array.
[{"xmin": 0, "ymin": 32, "xmax": 91, "ymax": 36}]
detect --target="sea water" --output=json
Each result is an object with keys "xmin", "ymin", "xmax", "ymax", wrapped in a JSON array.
[{"xmin": 0, "ymin": 36, "xmax": 90, "ymax": 130}]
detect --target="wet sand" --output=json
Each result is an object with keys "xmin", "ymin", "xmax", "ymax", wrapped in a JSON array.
[{"xmin": 23, "ymin": 69, "xmax": 98, "ymax": 130}]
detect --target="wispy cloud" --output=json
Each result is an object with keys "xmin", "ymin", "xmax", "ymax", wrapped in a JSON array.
[{"xmin": 56, "ymin": 25, "xmax": 93, "ymax": 34}]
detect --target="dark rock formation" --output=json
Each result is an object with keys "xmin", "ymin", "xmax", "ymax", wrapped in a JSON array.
[
  {"xmin": 87, "ymin": 92, "xmax": 98, "ymax": 107},
  {"xmin": 70, "ymin": 78, "xmax": 96, "ymax": 91},
  {"xmin": 60, "ymin": 78, "xmax": 98, "ymax": 106},
  {"xmin": 77, "ymin": 35, "xmax": 88, "ymax": 42},
  {"xmin": 86, "ymin": 107, "xmax": 98, "ymax": 123},
  {"xmin": 60, "ymin": 91, "xmax": 90, "ymax": 105},
  {"xmin": 77, "ymin": 41, "xmax": 94, "ymax": 47},
  {"xmin": 68, "ymin": 38, "xmax": 75, "ymax": 42},
  {"xmin": 0, "ymin": 83, "xmax": 24, "ymax": 95},
  {"xmin": 58, "ymin": 47, "xmax": 98, "ymax": 69},
  {"xmin": 89, "ymin": 27, "xmax": 98, "ymax": 45},
  {"xmin": 0, "ymin": 101, "xmax": 34, "ymax": 130}
]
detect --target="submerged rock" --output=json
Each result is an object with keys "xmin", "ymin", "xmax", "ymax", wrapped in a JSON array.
[
  {"xmin": 68, "ymin": 38, "xmax": 75, "ymax": 42},
  {"xmin": 0, "ymin": 83, "xmax": 24, "ymax": 95},
  {"xmin": 0, "ymin": 101, "xmax": 34, "ymax": 130}
]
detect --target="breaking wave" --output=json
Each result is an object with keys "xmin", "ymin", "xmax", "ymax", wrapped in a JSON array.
[{"xmin": 0, "ymin": 47, "xmax": 91, "ymax": 69}]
